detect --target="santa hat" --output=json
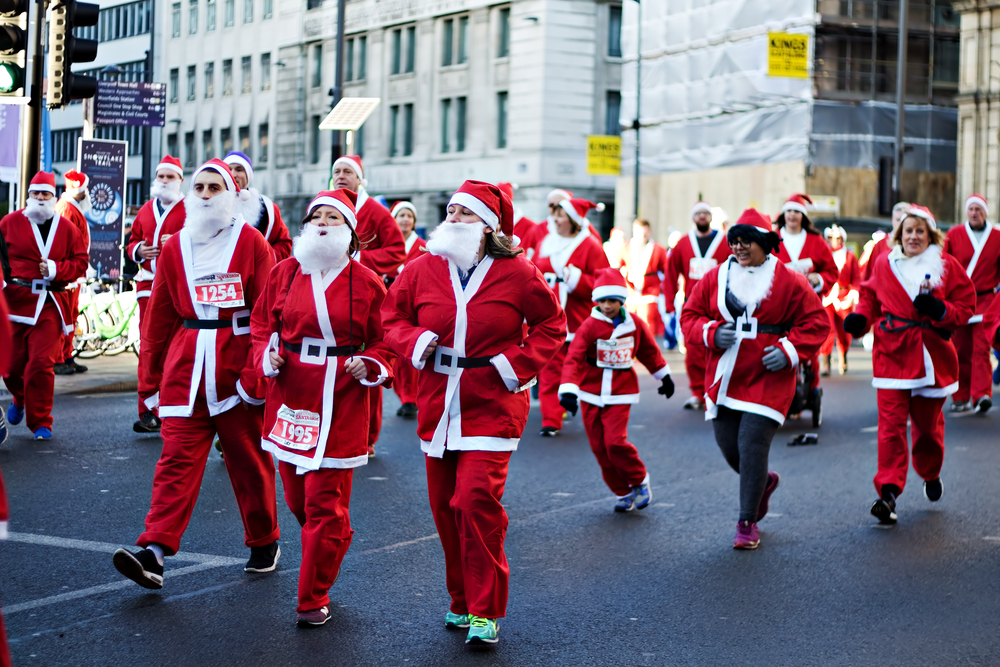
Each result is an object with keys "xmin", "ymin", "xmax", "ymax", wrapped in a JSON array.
[
  {"xmin": 727, "ymin": 208, "xmax": 781, "ymax": 253},
  {"xmin": 559, "ymin": 198, "xmax": 605, "ymax": 229},
  {"xmin": 592, "ymin": 267, "xmax": 629, "ymax": 303},
  {"xmin": 156, "ymin": 155, "xmax": 184, "ymax": 178},
  {"xmin": 28, "ymin": 171, "xmax": 56, "ymax": 195},
  {"xmin": 390, "ymin": 201, "xmax": 417, "ymax": 220},
  {"xmin": 223, "ymin": 151, "xmax": 254, "ymax": 184},
  {"xmin": 448, "ymin": 180, "xmax": 514, "ymax": 237},
  {"xmin": 903, "ymin": 204, "xmax": 936, "ymax": 229},
  {"xmin": 333, "ymin": 155, "xmax": 366, "ymax": 187},
  {"xmin": 547, "ymin": 188, "xmax": 573, "ymax": 202},
  {"xmin": 824, "ymin": 224, "xmax": 847, "ymax": 241},
  {"xmin": 193, "ymin": 159, "xmax": 245, "ymax": 199},
  {"xmin": 498, "ymin": 182, "xmax": 518, "ymax": 201},
  {"xmin": 781, "ymin": 193, "xmax": 813, "ymax": 216},
  {"xmin": 306, "ymin": 189, "xmax": 358, "ymax": 231},
  {"xmin": 965, "ymin": 193, "xmax": 989, "ymax": 217},
  {"xmin": 63, "ymin": 169, "xmax": 88, "ymax": 194},
  {"xmin": 690, "ymin": 201, "xmax": 712, "ymax": 219}
]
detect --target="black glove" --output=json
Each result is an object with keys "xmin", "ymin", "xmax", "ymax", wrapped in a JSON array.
[
  {"xmin": 714, "ymin": 323, "xmax": 736, "ymax": 349},
  {"xmin": 913, "ymin": 293, "xmax": 946, "ymax": 321},
  {"xmin": 843, "ymin": 313, "xmax": 868, "ymax": 337},
  {"xmin": 658, "ymin": 375, "xmax": 675, "ymax": 399},
  {"xmin": 559, "ymin": 393, "xmax": 578, "ymax": 416}
]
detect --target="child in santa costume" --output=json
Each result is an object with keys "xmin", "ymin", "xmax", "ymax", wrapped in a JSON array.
[
  {"xmin": 662, "ymin": 201, "xmax": 733, "ymax": 409},
  {"xmin": 680, "ymin": 209, "xmax": 830, "ymax": 549},
  {"xmin": 532, "ymin": 197, "xmax": 610, "ymax": 436},
  {"xmin": 248, "ymin": 188, "xmax": 394, "ymax": 627},
  {"xmin": 386, "ymin": 200, "xmax": 426, "ymax": 419},
  {"xmin": 1, "ymin": 172, "xmax": 88, "ymax": 440},
  {"xmin": 113, "ymin": 159, "xmax": 281, "ymax": 589},
  {"xmin": 942, "ymin": 193, "xmax": 1000, "ymax": 414},
  {"xmin": 819, "ymin": 224, "xmax": 861, "ymax": 376},
  {"xmin": 845, "ymin": 206, "xmax": 975, "ymax": 524},
  {"xmin": 382, "ymin": 180, "xmax": 565, "ymax": 646},
  {"xmin": 127, "ymin": 156, "xmax": 187, "ymax": 434},
  {"xmin": 558, "ymin": 267, "xmax": 675, "ymax": 512},
  {"xmin": 53, "ymin": 169, "xmax": 91, "ymax": 376},
  {"xmin": 621, "ymin": 218, "xmax": 669, "ymax": 338},
  {"xmin": 224, "ymin": 151, "xmax": 293, "ymax": 262}
]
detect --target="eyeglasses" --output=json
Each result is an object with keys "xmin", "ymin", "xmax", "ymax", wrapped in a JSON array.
[{"xmin": 728, "ymin": 239, "xmax": 752, "ymax": 249}]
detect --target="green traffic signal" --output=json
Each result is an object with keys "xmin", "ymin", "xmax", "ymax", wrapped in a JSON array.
[{"xmin": 0, "ymin": 60, "xmax": 21, "ymax": 93}]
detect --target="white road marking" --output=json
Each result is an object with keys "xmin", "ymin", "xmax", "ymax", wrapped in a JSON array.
[
  {"xmin": 358, "ymin": 534, "xmax": 440, "ymax": 556},
  {"xmin": 551, "ymin": 492, "xmax": 574, "ymax": 497},
  {"xmin": 983, "ymin": 536, "xmax": 1000, "ymax": 542},
  {"xmin": 861, "ymin": 426, "xmax": 878, "ymax": 432}
]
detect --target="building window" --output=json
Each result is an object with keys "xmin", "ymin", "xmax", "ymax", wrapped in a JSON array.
[
  {"xmin": 345, "ymin": 38, "xmax": 354, "ymax": 82},
  {"xmin": 456, "ymin": 96, "xmax": 466, "ymax": 151},
  {"xmin": 405, "ymin": 25, "xmax": 416, "ymax": 73},
  {"xmin": 389, "ymin": 105, "xmax": 399, "ymax": 157},
  {"xmin": 605, "ymin": 90, "xmax": 621, "ymax": 135},
  {"xmin": 239, "ymin": 125, "xmax": 250, "ymax": 157},
  {"xmin": 608, "ymin": 4, "xmax": 622, "ymax": 57},
  {"xmin": 306, "ymin": 0, "xmax": 321, "ymax": 8},
  {"xmin": 126, "ymin": 180, "xmax": 143, "ymax": 207},
  {"xmin": 440, "ymin": 98, "xmax": 451, "ymax": 153},
  {"xmin": 169, "ymin": 68, "xmax": 179, "ymax": 102},
  {"xmin": 497, "ymin": 91, "xmax": 508, "ymax": 148},
  {"xmin": 88, "ymin": 1, "xmax": 153, "ymax": 43},
  {"xmin": 497, "ymin": 7, "xmax": 510, "ymax": 58},
  {"xmin": 167, "ymin": 133, "xmax": 179, "ymax": 157},
  {"xmin": 224, "ymin": 0, "xmax": 233, "ymax": 26},
  {"xmin": 222, "ymin": 59, "xmax": 233, "ymax": 96},
  {"xmin": 262, "ymin": 0, "xmax": 271, "ymax": 19},
  {"xmin": 171, "ymin": 2, "xmax": 180, "ymax": 37},
  {"xmin": 457, "ymin": 16, "xmax": 468, "ymax": 64},
  {"xmin": 184, "ymin": 132, "xmax": 195, "ymax": 168},
  {"xmin": 241, "ymin": 56, "xmax": 251, "ymax": 94},
  {"xmin": 260, "ymin": 52, "xmax": 271, "ymax": 91},
  {"xmin": 403, "ymin": 103, "xmax": 413, "ymax": 156},
  {"xmin": 186, "ymin": 65, "xmax": 196, "ymax": 100},
  {"xmin": 311, "ymin": 43, "xmax": 322, "ymax": 88},
  {"xmin": 188, "ymin": 0, "xmax": 197, "ymax": 34},
  {"xmin": 206, "ymin": 0, "xmax": 215, "ymax": 31},
  {"xmin": 243, "ymin": 0, "xmax": 252, "ymax": 23},
  {"xmin": 94, "ymin": 125, "xmax": 145, "ymax": 155},
  {"xmin": 220, "ymin": 127, "xmax": 232, "ymax": 154},
  {"xmin": 310, "ymin": 115, "xmax": 321, "ymax": 163},
  {"xmin": 358, "ymin": 36, "xmax": 367, "ymax": 80},
  {"xmin": 442, "ymin": 19, "xmax": 453, "ymax": 66},
  {"xmin": 354, "ymin": 124, "xmax": 364, "ymax": 156},
  {"xmin": 204, "ymin": 61, "xmax": 214, "ymax": 98},
  {"xmin": 52, "ymin": 128, "xmax": 82, "ymax": 162},
  {"xmin": 202, "ymin": 130, "xmax": 213, "ymax": 162},
  {"xmin": 391, "ymin": 28, "xmax": 402, "ymax": 75},
  {"xmin": 258, "ymin": 123, "xmax": 268, "ymax": 163}
]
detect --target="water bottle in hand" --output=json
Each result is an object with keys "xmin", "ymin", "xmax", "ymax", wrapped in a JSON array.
[{"xmin": 919, "ymin": 273, "xmax": 932, "ymax": 295}]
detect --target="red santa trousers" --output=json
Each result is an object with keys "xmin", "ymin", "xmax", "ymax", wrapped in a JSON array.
[
  {"xmin": 135, "ymin": 296, "xmax": 153, "ymax": 417},
  {"xmin": 137, "ymin": 398, "xmax": 279, "ymax": 555},
  {"xmin": 0, "ymin": 610, "xmax": 10, "ymax": 667},
  {"xmin": 426, "ymin": 450, "xmax": 511, "ymax": 619},
  {"xmin": 580, "ymin": 403, "xmax": 646, "ymax": 496},
  {"xmin": 820, "ymin": 307, "xmax": 851, "ymax": 357},
  {"xmin": 952, "ymin": 322, "xmax": 993, "ymax": 403},
  {"xmin": 684, "ymin": 340, "xmax": 708, "ymax": 399},
  {"xmin": 368, "ymin": 386, "xmax": 382, "ymax": 447},
  {"xmin": 538, "ymin": 341, "xmax": 569, "ymax": 429},
  {"xmin": 278, "ymin": 462, "xmax": 354, "ymax": 612},
  {"xmin": 874, "ymin": 389, "xmax": 946, "ymax": 496},
  {"xmin": 393, "ymin": 356, "xmax": 419, "ymax": 404},
  {"xmin": 4, "ymin": 304, "xmax": 62, "ymax": 431},
  {"xmin": 60, "ymin": 286, "xmax": 80, "ymax": 361}
]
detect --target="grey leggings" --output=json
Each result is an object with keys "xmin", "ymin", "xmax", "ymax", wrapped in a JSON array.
[{"xmin": 712, "ymin": 406, "xmax": 780, "ymax": 523}]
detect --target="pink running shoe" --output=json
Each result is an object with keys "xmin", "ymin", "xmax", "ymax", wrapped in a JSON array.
[
  {"xmin": 756, "ymin": 472, "xmax": 781, "ymax": 521},
  {"xmin": 733, "ymin": 521, "xmax": 760, "ymax": 550}
]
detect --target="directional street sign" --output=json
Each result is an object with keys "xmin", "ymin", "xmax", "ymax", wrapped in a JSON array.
[{"xmin": 93, "ymin": 80, "xmax": 166, "ymax": 127}]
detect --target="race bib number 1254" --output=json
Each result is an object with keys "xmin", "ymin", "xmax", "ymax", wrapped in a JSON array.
[{"xmin": 194, "ymin": 273, "xmax": 246, "ymax": 308}]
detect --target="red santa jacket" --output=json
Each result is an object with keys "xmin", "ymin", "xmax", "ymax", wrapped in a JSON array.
[
  {"xmin": 943, "ymin": 222, "xmax": 1000, "ymax": 322},
  {"xmin": 680, "ymin": 257, "xmax": 830, "ymax": 424},
  {"xmin": 126, "ymin": 198, "xmax": 186, "ymax": 297},
  {"xmin": 662, "ymin": 229, "xmax": 732, "ymax": 312},
  {"xmin": 251, "ymin": 193, "xmax": 293, "ymax": 262},
  {"xmin": 621, "ymin": 239, "xmax": 669, "ymax": 307},
  {"xmin": 775, "ymin": 229, "xmax": 839, "ymax": 298},
  {"xmin": 1, "ymin": 210, "xmax": 88, "ymax": 333},
  {"xmin": 824, "ymin": 248, "xmax": 861, "ymax": 315},
  {"xmin": 382, "ymin": 252, "xmax": 566, "ymax": 457},
  {"xmin": 250, "ymin": 258, "xmax": 395, "ymax": 472},
  {"xmin": 513, "ymin": 213, "xmax": 537, "ymax": 246},
  {"xmin": 855, "ymin": 246, "xmax": 975, "ymax": 396},
  {"xmin": 387, "ymin": 232, "xmax": 427, "ymax": 280},
  {"xmin": 139, "ymin": 221, "xmax": 275, "ymax": 418},
  {"xmin": 559, "ymin": 307, "xmax": 670, "ymax": 406},
  {"xmin": 861, "ymin": 235, "xmax": 890, "ymax": 282},
  {"xmin": 532, "ymin": 229, "xmax": 610, "ymax": 339},
  {"xmin": 54, "ymin": 195, "xmax": 91, "ymax": 252},
  {"xmin": 354, "ymin": 191, "xmax": 406, "ymax": 276}
]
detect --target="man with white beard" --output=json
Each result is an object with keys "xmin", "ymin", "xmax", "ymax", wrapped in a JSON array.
[
  {"xmin": 1, "ymin": 172, "xmax": 88, "ymax": 440},
  {"xmin": 127, "ymin": 156, "xmax": 188, "ymax": 433},
  {"xmin": 113, "ymin": 159, "xmax": 281, "ymax": 590},
  {"xmin": 223, "ymin": 151, "xmax": 292, "ymax": 261},
  {"xmin": 53, "ymin": 169, "xmax": 92, "ymax": 376}
]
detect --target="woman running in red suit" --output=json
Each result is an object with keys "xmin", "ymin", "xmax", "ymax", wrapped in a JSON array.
[
  {"xmin": 845, "ymin": 206, "xmax": 975, "ymax": 524},
  {"xmin": 382, "ymin": 180, "xmax": 565, "ymax": 646},
  {"xmin": 387, "ymin": 200, "xmax": 426, "ymax": 420},
  {"xmin": 681, "ymin": 209, "xmax": 830, "ymax": 549},
  {"xmin": 820, "ymin": 224, "xmax": 861, "ymax": 376},
  {"xmin": 558, "ymin": 268, "xmax": 675, "ymax": 512},
  {"xmin": 249, "ymin": 188, "xmax": 394, "ymax": 627},
  {"xmin": 532, "ymin": 197, "xmax": 610, "ymax": 436}
]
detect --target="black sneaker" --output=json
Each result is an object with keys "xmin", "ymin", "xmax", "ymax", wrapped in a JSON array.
[
  {"xmin": 133, "ymin": 411, "xmax": 162, "ymax": 433},
  {"xmin": 396, "ymin": 402, "xmax": 418, "ymax": 419},
  {"xmin": 113, "ymin": 548, "xmax": 164, "ymax": 589},
  {"xmin": 539, "ymin": 427, "xmax": 559, "ymax": 437},
  {"xmin": 245, "ymin": 541, "xmax": 280, "ymax": 573},
  {"xmin": 67, "ymin": 358, "xmax": 88, "ymax": 373},
  {"xmin": 871, "ymin": 489, "xmax": 898, "ymax": 525},
  {"xmin": 53, "ymin": 362, "xmax": 75, "ymax": 376},
  {"xmin": 924, "ymin": 478, "xmax": 943, "ymax": 502},
  {"xmin": 975, "ymin": 396, "xmax": 992, "ymax": 414}
]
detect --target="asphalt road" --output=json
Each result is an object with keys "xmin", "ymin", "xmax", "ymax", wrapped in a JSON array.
[{"xmin": 3, "ymin": 350, "xmax": 1000, "ymax": 666}]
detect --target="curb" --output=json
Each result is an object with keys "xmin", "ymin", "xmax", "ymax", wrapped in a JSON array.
[{"xmin": 67, "ymin": 381, "xmax": 139, "ymax": 395}]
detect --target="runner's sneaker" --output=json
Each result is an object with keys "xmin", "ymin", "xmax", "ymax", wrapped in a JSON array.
[
  {"xmin": 466, "ymin": 616, "xmax": 499, "ymax": 645},
  {"xmin": 113, "ymin": 548, "xmax": 164, "ymax": 589},
  {"xmin": 67, "ymin": 358, "xmax": 88, "ymax": 373},
  {"xmin": 397, "ymin": 402, "xmax": 417, "ymax": 419},
  {"xmin": 367, "ymin": 444, "xmax": 376, "ymax": 458},
  {"xmin": 539, "ymin": 427, "xmax": 559, "ymax": 437},
  {"xmin": 924, "ymin": 478, "xmax": 943, "ymax": 502},
  {"xmin": 53, "ymin": 362, "xmax": 75, "ymax": 375},
  {"xmin": 445, "ymin": 612, "xmax": 471, "ymax": 629},
  {"xmin": 683, "ymin": 396, "xmax": 704, "ymax": 410},
  {"xmin": 756, "ymin": 472, "xmax": 781, "ymax": 521},
  {"xmin": 245, "ymin": 541, "xmax": 280, "ymax": 573},
  {"xmin": 871, "ymin": 490, "xmax": 898, "ymax": 525},
  {"xmin": 633, "ymin": 478, "xmax": 652, "ymax": 510},
  {"xmin": 133, "ymin": 411, "xmax": 162, "ymax": 433},
  {"xmin": 975, "ymin": 396, "xmax": 992, "ymax": 414},
  {"xmin": 296, "ymin": 606, "xmax": 330, "ymax": 627},
  {"xmin": 33, "ymin": 427, "xmax": 52, "ymax": 441},
  {"xmin": 733, "ymin": 521, "xmax": 760, "ymax": 549},
  {"xmin": 949, "ymin": 400, "xmax": 972, "ymax": 413},
  {"xmin": 614, "ymin": 490, "xmax": 636, "ymax": 513},
  {"xmin": 7, "ymin": 403, "xmax": 23, "ymax": 426}
]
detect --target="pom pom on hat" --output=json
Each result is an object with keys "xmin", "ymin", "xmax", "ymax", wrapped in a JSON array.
[
  {"xmin": 306, "ymin": 189, "xmax": 359, "ymax": 231},
  {"xmin": 965, "ymin": 193, "xmax": 989, "ymax": 217},
  {"xmin": 64, "ymin": 169, "xmax": 88, "ymax": 193},
  {"xmin": 28, "ymin": 171, "xmax": 56, "ymax": 194},
  {"xmin": 592, "ymin": 267, "xmax": 629, "ymax": 303},
  {"xmin": 156, "ymin": 155, "xmax": 184, "ymax": 178},
  {"xmin": 449, "ymin": 180, "xmax": 514, "ymax": 237}
]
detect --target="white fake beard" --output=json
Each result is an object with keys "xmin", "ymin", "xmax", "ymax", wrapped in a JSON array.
[
  {"xmin": 183, "ymin": 190, "xmax": 236, "ymax": 243},
  {"xmin": 24, "ymin": 197, "xmax": 56, "ymax": 224},
  {"xmin": 78, "ymin": 190, "xmax": 93, "ymax": 214},
  {"xmin": 150, "ymin": 179, "xmax": 183, "ymax": 205},
  {"xmin": 236, "ymin": 187, "xmax": 263, "ymax": 225},
  {"xmin": 293, "ymin": 222, "xmax": 352, "ymax": 275},
  {"xmin": 727, "ymin": 256, "xmax": 777, "ymax": 308},
  {"xmin": 893, "ymin": 243, "xmax": 944, "ymax": 292},
  {"xmin": 426, "ymin": 221, "xmax": 485, "ymax": 274}
]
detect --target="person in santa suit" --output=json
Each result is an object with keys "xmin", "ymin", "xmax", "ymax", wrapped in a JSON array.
[
  {"xmin": 382, "ymin": 180, "xmax": 565, "ymax": 646},
  {"xmin": 386, "ymin": 200, "xmax": 426, "ymax": 419},
  {"xmin": 498, "ymin": 182, "xmax": 537, "ymax": 244},
  {"xmin": 680, "ymin": 209, "xmax": 830, "ymax": 549},
  {"xmin": 522, "ymin": 188, "xmax": 603, "ymax": 259},
  {"xmin": 127, "ymin": 155, "xmax": 188, "ymax": 434},
  {"xmin": 844, "ymin": 206, "xmax": 975, "ymax": 524},
  {"xmin": 861, "ymin": 202, "xmax": 909, "ymax": 282},
  {"xmin": 52, "ymin": 169, "xmax": 92, "ymax": 376},
  {"xmin": 224, "ymin": 151, "xmax": 293, "ymax": 262},
  {"xmin": 248, "ymin": 188, "xmax": 394, "ymax": 627},
  {"xmin": 0, "ymin": 290, "xmax": 11, "ymax": 666},
  {"xmin": 532, "ymin": 197, "xmax": 610, "ymax": 436},
  {"xmin": 558, "ymin": 268, "xmax": 674, "ymax": 512},
  {"xmin": 662, "ymin": 201, "xmax": 733, "ymax": 409},
  {"xmin": 942, "ymin": 194, "xmax": 1000, "ymax": 414},
  {"xmin": 620, "ymin": 218, "xmax": 669, "ymax": 339},
  {"xmin": 819, "ymin": 224, "xmax": 860, "ymax": 376},
  {"xmin": 331, "ymin": 155, "xmax": 405, "ymax": 458},
  {"xmin": 604, "ymin": 227, "xmax": 626, "ymax": 269},
  {"xmin": 1, "ymin": 172, "xmax": 88, "ymax": 441},
  {"xmin": 113, "ymin": 159, "xmax": 281, "ymax": 589}
]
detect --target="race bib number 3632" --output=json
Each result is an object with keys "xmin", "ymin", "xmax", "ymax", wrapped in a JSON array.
[
  {"xmin": 268, "ymin": 405, "xmax": 322, "ymax": 451},
  {"xmin": 596, "ymin": 336, "xmax": 634, "ymax": 369},
  {"xmin": 194, "ymin": 273, "xmax": 246, "ymax": 308}
]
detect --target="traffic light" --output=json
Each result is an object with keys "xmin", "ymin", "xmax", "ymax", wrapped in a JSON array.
[
  {"xmin": 0, "ymin": 0, "xmax": 28, "ymax": 102},
  {"xmin": 46, "ymin": 0, "xmax": 99, "ymax": 109}
]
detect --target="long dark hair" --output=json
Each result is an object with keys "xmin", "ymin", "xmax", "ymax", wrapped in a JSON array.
[
  {"xmin": 775, "ymin": 211, "xmax": 819, "ymax": 235},
  {"xmin": 485, "ymin": 231, "xmax": 523, "ymax": 259},
  {"xmin": 300, "ymin": 208, "xmax": 363, "ymax": 255}
]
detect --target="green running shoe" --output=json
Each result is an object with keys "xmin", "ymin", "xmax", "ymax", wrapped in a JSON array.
[
  {"xmin": 466, "ymin": 616, "xmax": 498, "ymax": 645},
  {"xmin": 445, "ymin": 611, "xmax": 471, "ymax": 629}
]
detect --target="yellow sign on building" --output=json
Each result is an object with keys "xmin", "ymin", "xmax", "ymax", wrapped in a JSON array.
[
  {"xmin": 587, "ymin": 135, "xmax": 621, "ymax": 176},
  {"xmin": 767, "ymin": 32, "xmax": 809, "ymax": 79}
]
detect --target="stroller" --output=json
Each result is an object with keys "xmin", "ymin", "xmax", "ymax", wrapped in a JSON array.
[{"xmin": 787, "ymin": 356, "xmax": 822, "ymax": 427}]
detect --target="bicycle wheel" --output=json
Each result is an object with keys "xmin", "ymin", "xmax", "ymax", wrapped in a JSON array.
[
  {"xmin": 104, "ymin": 334, "xmax": 131, "ymax": 356},
  {"xmin": 74, "ymin": 311, "xmax": 105, "ymax": 359}
]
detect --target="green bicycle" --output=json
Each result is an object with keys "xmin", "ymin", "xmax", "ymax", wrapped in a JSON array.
[{"xmin": 74, "ymin": 279, "xmax": 141, "ymax": 359}]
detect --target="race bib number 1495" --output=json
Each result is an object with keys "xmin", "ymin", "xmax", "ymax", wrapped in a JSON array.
[{"xmin": 268, "ymin": 405, "xmax": 321, "ymax": 451}]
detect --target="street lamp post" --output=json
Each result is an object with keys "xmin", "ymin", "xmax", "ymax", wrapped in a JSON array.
[
  {"xmin": 632, "ymin": 0, "xmax": 641, "ymax": 220},
  {"xmin": 328, "ymin": 0, "xmax": 347, "ymax": 182},
  {"xmin": 892, "ymin": 0, "xmax": 908, "ymax": 205}
]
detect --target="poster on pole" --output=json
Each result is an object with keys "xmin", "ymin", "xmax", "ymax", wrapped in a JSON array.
[
  {"xmin": 586, "ymin": 135, "xmax": 622, "ymax": 176},
  {"xmin": 77, "ymin": 138, "xmax": 127, "ymax": 279},
  {"xmin": 0, "ymin": 104, "xmax": 19, "ymax": 184}
]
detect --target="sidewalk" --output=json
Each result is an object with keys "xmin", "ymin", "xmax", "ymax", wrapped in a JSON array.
[{"xmin": 0, "ymin": 353, "xmax": 139, "ymax": 399}]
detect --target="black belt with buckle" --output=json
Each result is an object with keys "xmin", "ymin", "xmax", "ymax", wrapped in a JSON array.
[
  {"xmin": 9, "ymin": 277, "xmax": 67, "ymax": 292},
  {"xmin": 183, "ymin": 314, "xmax": 250, "ymax": 330},
  {"xmin": 879, "ymin": 313, "xmax": 951, "ymax": 341},
  {"xmin": 282, "ymin": 339, "xmax": 361, "ymax": 357},
  {"xmin": 754, "ymin": 323, "xmax": 791, "ymax": 336},
  {"xmin": 438, "ymin": 353, "xmax": 493, "ymax": 369}
]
